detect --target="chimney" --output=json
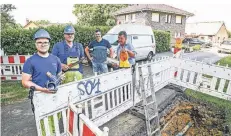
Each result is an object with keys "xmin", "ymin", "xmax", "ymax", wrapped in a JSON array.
[{"xmin": 26, "ymin": 18, "xmax": 30, "ymax": 24}]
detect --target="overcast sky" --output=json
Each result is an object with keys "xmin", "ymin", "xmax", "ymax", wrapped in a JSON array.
[{"xmin": 4, "ymin": 1, "xmax": 231, "ymax": 31}]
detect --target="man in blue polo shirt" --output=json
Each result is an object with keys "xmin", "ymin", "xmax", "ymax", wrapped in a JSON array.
[
  {"xmin": 85, "ymin": 29, "xmax": 114, "ymax": 74},
  {"xmin": 52, "ymin": 25, "xmax": 85, "ymax": 83},
  {"xmin": 22, "ymin": 29, "xmax": 62, "ymax": 135},
  {"xmin": 22, "ymin": 29, "xmax": 62, "ymax": 93}
]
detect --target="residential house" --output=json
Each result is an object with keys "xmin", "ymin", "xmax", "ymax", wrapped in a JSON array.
[
  {"xmin": 113, "ymin": 4, "xmax": 194, "ymax": 44},
  {"xmin": 23, "ymin": 19, "xmax": 70, "ymax": 29},
  {"xmin": 23, "ymin": 19, "xmax": 38, "ymax": 29},
  {"xmin": 185, "ymin": 21, "xmax": 229, "ymax": 44}
]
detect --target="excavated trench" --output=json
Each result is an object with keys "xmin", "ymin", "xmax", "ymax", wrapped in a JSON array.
[{"xmin": 157, "ymin": 86, "xmax": 230, "ymax": 136}]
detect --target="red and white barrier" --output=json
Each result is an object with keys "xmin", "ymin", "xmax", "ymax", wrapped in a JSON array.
[
  {"xmin": 0, "ymin": 55, "xmax": 30, "ymax": 64},
  {"xmin": 67, "ymin": 104, "xmax": 109, "ymax": 136},
  {"xmin": 1, "ymin": 55, "xmax": 31, "ymax": 81}
]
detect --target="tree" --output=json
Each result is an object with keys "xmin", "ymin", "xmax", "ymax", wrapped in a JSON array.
[
  {"xmin": 34, "ymin": 20, "xmax": 51, "ymax": 25},
  {"xmin": 1, "ymin": 4, "xmax": 17, "ymax": 30},
  {"xmin": 73, "ymin": 4, "xmax": 128, "ymax": 26},
  {"xmin": 228, "ymin": 30, "xmax": 231, "ymax": 38}
]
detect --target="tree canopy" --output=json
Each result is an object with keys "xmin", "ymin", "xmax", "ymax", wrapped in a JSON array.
[
  {"xmin": 1, "ymin": 4, "xmax": 18, "ymax": 30},
  {"xmin": 72, "ymin": 4, "xmax": 128, "ymax": 26}
]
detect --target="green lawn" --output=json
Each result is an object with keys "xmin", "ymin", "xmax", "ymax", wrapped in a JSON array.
[
  {"xmin": 216, "ymin": 55, "xmax": 231, "ymax": 67},
  {"xmin": 1, "ymin": 81, "xmax": 28, "ymax": 105}
]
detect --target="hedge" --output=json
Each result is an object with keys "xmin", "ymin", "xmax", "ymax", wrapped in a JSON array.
[
  {"xmin": 192, "ymin": 45, "xmax": 201, "ymax": 51},
  {"xmin": 1, "ymin": 25, "xmax": 111, "ymax": 55},
  {"xmin": 1, "ymin": 26, "xmax": 171, "ymax": 55},
  {"xmin": 153, "ymin": 30, "xmax": 171, "ymax": 53}
]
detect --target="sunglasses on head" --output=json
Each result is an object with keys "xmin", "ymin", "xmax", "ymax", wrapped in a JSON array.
[{"xmin": 65, "ymin": 33, "xmax": 74, "ymax": 36}]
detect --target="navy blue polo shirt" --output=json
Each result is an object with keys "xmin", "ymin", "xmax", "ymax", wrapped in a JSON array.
[
  {"xmin": 22, "ymin": 53, "xmax": 62, "ymax": 88},
  {"xmin": 89, "ymin": 39, "xmax": 111, "ymax": 63},
  {"xmin": 52, "ymin": 41, "xmax": 85, "ymax": 73}
]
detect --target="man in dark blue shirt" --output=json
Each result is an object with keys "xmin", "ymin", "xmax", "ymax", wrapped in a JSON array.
[
  {"xmin": 22, "ymin": 29, "xmax": 62, "ymax": 94},
  {"xmin": 85, "ymin": 29, "xmax": 114, "ymax": 74},
  {"xmin": 52, "ymin": 25, "xmax": 85, "ymax": 83}
]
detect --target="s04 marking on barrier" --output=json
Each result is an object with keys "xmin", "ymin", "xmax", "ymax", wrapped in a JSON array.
[{"xmin": 77, "ymin": 79, "xmax": 101, "ymax": 96}]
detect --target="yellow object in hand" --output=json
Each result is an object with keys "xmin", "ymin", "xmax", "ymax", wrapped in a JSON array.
[{"xmin": 119, "ymin": 50, "xmax": 130, "ymax": 68}]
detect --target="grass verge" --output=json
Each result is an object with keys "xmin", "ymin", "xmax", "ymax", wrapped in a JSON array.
[
  {"xmin": 1, "ymin": 81, "xmax": 28, "ymax": 105},
  {"xmin": 216, "ymin": 55, "xmax": 231, "ymax": 67}
]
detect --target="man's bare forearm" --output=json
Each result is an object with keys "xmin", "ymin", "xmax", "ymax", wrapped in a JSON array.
[
  {"xmin": 85, "ymin": 47, "xmax": 92, "ymax": 60},
  {"xmin": 86, "ymin": 52, "xmax": 91, "ymax": 60},
  {"xmin": 127, "ymin": 50, "xmax": 135, "ymax": 57},
  {"xmin": 22, "ymin": 80, "xmax": 47, "ymax": 92},
  {"xmin": 110, "ymin": 51, "xmax": 114, "ymax": 58}
]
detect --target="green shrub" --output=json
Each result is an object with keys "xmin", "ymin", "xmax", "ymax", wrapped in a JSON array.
[
  {"xmin": 2, "ymin": 26, "xmax": 171, "ymax": 55},
  {"xmin": 153, "ymin": 30, "xmax": 171, "ymax": 53},
  {"xmin": 192, "ymin": 45, "xmax": 201, "ymax": 51},
  {"xmin": 1, "ymin": 25, "xmax": 111, "ymax": 55}
]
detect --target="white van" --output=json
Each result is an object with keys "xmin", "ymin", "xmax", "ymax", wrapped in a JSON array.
[{"xmin": 103, "ymin": 24, "xmax": 156, "ymax": 61}]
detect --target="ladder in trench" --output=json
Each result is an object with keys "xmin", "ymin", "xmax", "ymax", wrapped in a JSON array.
[{"xmin": 138, "ymin": 65, "xmax": 161, "ymax": 136}]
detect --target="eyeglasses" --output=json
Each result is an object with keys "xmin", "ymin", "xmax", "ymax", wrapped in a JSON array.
[{"xmin": 36, "ymin": 42, "xmax": 50, "ymax": 46}]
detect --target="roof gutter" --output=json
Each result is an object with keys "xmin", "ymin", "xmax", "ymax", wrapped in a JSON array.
[{"xmin": 114, "ymin": 9, "xmax": 194, "ymax": 17}]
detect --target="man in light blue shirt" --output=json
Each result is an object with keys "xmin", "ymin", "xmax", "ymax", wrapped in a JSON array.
[{"xmin": 116, "ymin": 31, "xmax": 136, "ymax": 68}]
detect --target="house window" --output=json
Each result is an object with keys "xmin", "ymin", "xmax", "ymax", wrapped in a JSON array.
[
  {"xmin": 165, "ymin": 14, "xmax": 171, "ymax": 23},
  {"xmin": 152, "ymin": 13, "xmax": 159, "ymax": 22},
  {"xmin": 125, "ymin": 15, "xmax": 129, "ymax": 22},
  {"xmin": 176, "ymin": 15, "xmax": 182, "ymax": 24},
  {"xmin": 132, "ymin": 14, "xmax": 136, "ymax": 22}
]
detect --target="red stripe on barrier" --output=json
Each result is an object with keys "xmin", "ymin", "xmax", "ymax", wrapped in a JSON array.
[
  {"xmin": 0, "ymin": 56, "xmax": 3, "ymax": 63},
  {"xmin": 83, "ymin": 124, "xmax": 95, "ymax": 136},
  {"xmin": 19, "ymin": 56, "xmax": 26, "ymax": 63},
  {"xmin": 174, "ymin": 48, "xmax": 181, "ymax": 54},
  {"xmin": 1, "ymin": 77, "xmax": 6, "ymax": 80},
  {"xmin": 11, "ymin": 77, "xmax": 17, "ymax": 80},
  {"xmin": 68, "ymin": 109, "xmax": 74, "ymax": 135},
  {"xmin": 8, "ymin": 56, "xmax": 15, "ymax": 63},
  {"xmin": 174, "ymin": 71, "xmax": 178, "ymax": 77}
]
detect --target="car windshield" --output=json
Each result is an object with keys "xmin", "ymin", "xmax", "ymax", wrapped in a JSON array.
[
  {"xmin": 103, "ymin": 34, "xmax": 131, "ymax": 45},
  {"xmin": 222, "ymin": 41, "xmax": 231, "ymax": 45}
]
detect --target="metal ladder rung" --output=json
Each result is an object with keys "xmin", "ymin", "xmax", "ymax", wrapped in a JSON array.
[
  {"xmin": 151, "ymin": 128, "xmax": 160, "ymax": 135},
  {"xmin": 148, "ymin": 113, "xmax": 158, "ymax": 120},
  {"xmin": 147, "ymin": 101, "xmax": 156, "ymax": 106}
]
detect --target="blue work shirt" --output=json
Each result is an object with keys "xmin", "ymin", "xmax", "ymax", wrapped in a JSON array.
[
  {"xmin": 22, "ymin": 53, "xmax": 62, "ymax": 88},
  {"xmin": 89, "ymin": 39, "xmax": 111, "ymax": 63},
  {"xmin": 117, "ymin": 43, "xmax": 136, "ymax": 65},
  {"xmin": 52, "ymin": 41, "xmax": 85, "ymax": 73}
]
